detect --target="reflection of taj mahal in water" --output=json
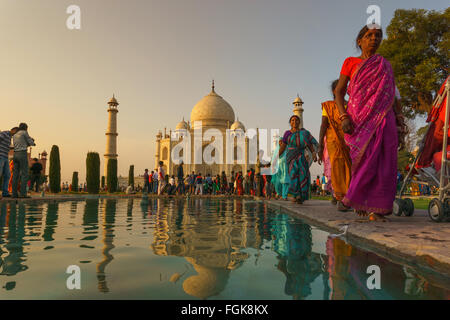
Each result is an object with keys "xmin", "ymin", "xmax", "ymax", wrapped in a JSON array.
[{"xmin": 154, "ymin": 81, "xmax": 305, "ymax": 176}]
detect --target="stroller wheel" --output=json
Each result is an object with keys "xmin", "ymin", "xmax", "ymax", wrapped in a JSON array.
[
  {"xmin": 393, "ymin": 199, "xmax": 405, "ymax": 216},
  {"xmin": 428, "ymin": 198, "xmax": 446, "ymax": 222},
  {"xmin": 403, "ymin": 198, "xmax": 414, "ymax": 216}
]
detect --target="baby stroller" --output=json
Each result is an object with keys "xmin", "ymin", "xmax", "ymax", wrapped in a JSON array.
[{"xmin": 394, "ymin": 76, "xmax": 450, "ymax": 222}]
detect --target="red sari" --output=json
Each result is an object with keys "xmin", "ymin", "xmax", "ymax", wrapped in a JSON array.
[{"xmin": 236, "ymin": 174, "xmax": 244, "ymax": 195}]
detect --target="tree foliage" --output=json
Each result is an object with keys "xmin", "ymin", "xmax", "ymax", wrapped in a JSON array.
[
  {"xmin": 107, "ymin": 159, "xmax": 118, "ymax": 193},
  {"xmin": 72, "ymin": 172, "xmax": 79, "ymax": 192},
  {"xmin": 86, "ymin": 152, "xmax": 100, "ymax": 194},
  {"xmin": 398, "ymin": 149, "xmax": 415, "ymax": 176},
  {"xmin": 49, "ymin": 145, "xmax": 61, "ymax": 193},
  {"xmin": 378, "ymin": 8, "xmax": 449, "ymax": 118},
  {"xmin": 128, "ymin": 165, "xmax": 134, "ymax": 188}
]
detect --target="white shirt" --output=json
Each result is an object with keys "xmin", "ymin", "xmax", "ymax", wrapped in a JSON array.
[{"xmin": 158, "ymin": 166, "xmax": 165, "ymax": 181}]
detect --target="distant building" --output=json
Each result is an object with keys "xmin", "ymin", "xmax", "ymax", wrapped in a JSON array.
[
  {"xmin": 8, "ymin": 147, "xmax": 48, "ymax": 175},
  {"xmin": 155, "ymin": 82, "xmax": 306, "ymax": 176}
]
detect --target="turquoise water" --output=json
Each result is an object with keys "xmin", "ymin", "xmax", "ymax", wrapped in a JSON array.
[{"xmin": 0, "ymin": 198, "xmax": 448, "ymax": 300}]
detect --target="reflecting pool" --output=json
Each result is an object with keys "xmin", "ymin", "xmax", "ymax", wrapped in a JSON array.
[{"xmin": 0, "ymin": 198, "xmax": 448, "ymax": 299}]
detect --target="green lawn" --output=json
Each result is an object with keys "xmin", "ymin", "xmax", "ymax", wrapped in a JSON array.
[{"xmin": 311, "ymin": 195, "xmax": 432, "ymax": 210}]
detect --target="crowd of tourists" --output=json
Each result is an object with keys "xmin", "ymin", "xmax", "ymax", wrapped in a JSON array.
[{"xmin": 141, "ymin": 161, "xmax": 274, "ymax": 197}]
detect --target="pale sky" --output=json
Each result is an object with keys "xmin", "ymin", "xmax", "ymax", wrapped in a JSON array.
[{"xmin": 1, "ymin": 0, "xmax": 448, "ymax": 181}]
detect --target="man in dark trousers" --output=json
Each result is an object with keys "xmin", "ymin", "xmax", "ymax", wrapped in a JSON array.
[
  {"xmin": 12, "ymin": 123, "xmax": 35, "ymax": 198},
  {"xmin": 143, "ymin": 169, "xmax": 150, "ymax": 193},
  {"xmin": 29, "ymin": 158, "xmax": 43, "ymax": 192}
]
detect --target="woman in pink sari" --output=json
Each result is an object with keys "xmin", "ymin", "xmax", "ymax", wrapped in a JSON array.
[{"xmin": 335, "ymin": 25, "xmax": 406, "ymax": 221}]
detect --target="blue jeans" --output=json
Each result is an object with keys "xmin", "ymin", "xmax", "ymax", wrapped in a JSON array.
[
  {"xmin": 153, "ymin": 180, "xmax": 158, "ymax": 193},
  {"xmin": 0, "ymin": 157, "xmax": 11, "ymax": 196}
]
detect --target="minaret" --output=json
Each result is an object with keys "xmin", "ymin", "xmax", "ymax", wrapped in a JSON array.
[
  {"xmin": 292, "ymin": 94, "xmax": 304, "ymax": 129},
  {"xmin": 104, "ymin": 95, "xmax": 119, "ymax": 177},
  {"xmin": 155, "ymin": 131, "xmax": 162, "ymax": 170}
]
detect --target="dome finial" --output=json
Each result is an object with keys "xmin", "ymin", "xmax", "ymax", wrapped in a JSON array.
[{"xmin": 212, "ymin": 79, "xmax": 215, "ymax": 92}]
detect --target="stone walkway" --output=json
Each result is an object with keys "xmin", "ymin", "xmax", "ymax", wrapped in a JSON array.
[{"xmin": 266, "ymin": 199, "xmax": 450, "ymax": 283}]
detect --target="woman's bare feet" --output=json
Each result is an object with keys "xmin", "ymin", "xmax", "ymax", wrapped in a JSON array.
[
  {"xmin": 337, "ymin": 201, "xmax": 350, "ymax": 212},
  {"xmin": 355, "ymin": 210, "xmax": 369, "ymax": 217},
  {"xmin": 368, "ymin": 213, "xmax": 390, "ymax": 222}
]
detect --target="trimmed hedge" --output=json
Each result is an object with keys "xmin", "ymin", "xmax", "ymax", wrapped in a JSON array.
[
  {"xmin": 128, "ymin": 165, "xmax": 134, "ymax": 188},
  {"xmin": 72, "ymin": 172, "xmax": 79, "ymax": 192},
  {"xmin": 107, "ymin": 159, "xmax": 118, "ymax": 193},
  {"xmin": 86, "ymin": 152, "xmax": 100, "ymax": 194},
  {"xmin": 49, "ymin": 145, "xmax": 61, "ymax": 193}
]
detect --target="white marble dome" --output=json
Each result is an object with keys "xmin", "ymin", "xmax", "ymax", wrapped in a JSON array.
[
  {"xmin": 176, "ymin": 119, "xmax": 188, "ymax": 130},
  {"xmin": 230, "ymin": 119, "xmax": 245, "ymax": 131},
  {"xmin": 190, "ymin": 85, "xmax": 235, "ymax": 129}
]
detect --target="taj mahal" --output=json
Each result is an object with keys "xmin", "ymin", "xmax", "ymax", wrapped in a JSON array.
[{"xmin": 153, "ymin": 81, "xmax": 305, "ymax": 176}]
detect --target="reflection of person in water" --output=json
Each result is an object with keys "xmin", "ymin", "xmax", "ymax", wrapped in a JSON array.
[
  {"xmin": 272, "ymin": 215, "xmax": 323, "ymax": 299},
  {"xmin": 325, "ymin": 237, "xmax": 449, "ymax": 300},
  {"xmin": 42, "ymin": 202, "xmax": 59, "ymax": 242},
  {"xmin": 326, "ymin": 237, "xmax": 362, "ymax": 299},
  {"xmin": 0, "ymin": 203, "xmax": 28, "ymax": 276}
]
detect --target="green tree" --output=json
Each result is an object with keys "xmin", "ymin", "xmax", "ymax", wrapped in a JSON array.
[
  {"xmin": 107, "ymin": 159, "xmax": 118, "ymax": 193},
  {"xmin": 86, "ymin": 152, "xmax": 100, "ymax": 194},
  {"xmin": 398, "ymin": 149, "xmax": 415, "ymax": 176},
  {"xmin": 378, "ymin": 8, "xmax": 449, "ymax": 118},
  {"xmin": 128, "ymin": 165, "xmax": 134, "ymax": 189},
  {"xmin": 72, "ymin": 172, "xmax": 79, "ymax": 192},
  {"xmin": 49, "ymin": 145, "xmax": 61, "ymax": 193}
]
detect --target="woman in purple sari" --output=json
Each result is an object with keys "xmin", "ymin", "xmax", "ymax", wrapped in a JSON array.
[{"xmin": 334, "ymin": 25, "xmax": 406, "ymax": 221}]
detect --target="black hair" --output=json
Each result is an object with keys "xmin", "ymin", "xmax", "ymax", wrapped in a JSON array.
[
  {"xmin": 356, "ymin": 25, "xmax": 383, "ymax": 51},
  {"xmin": 331, "ymin": 79, "xmax": 339, "ymax": 98},
  {"xmin": 18, "ymin": 123, "xmax": 28, "ymax": 131},
  {"xmin": 289, "ymin": 115, "xmax": 300, "ymax": 123}
]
